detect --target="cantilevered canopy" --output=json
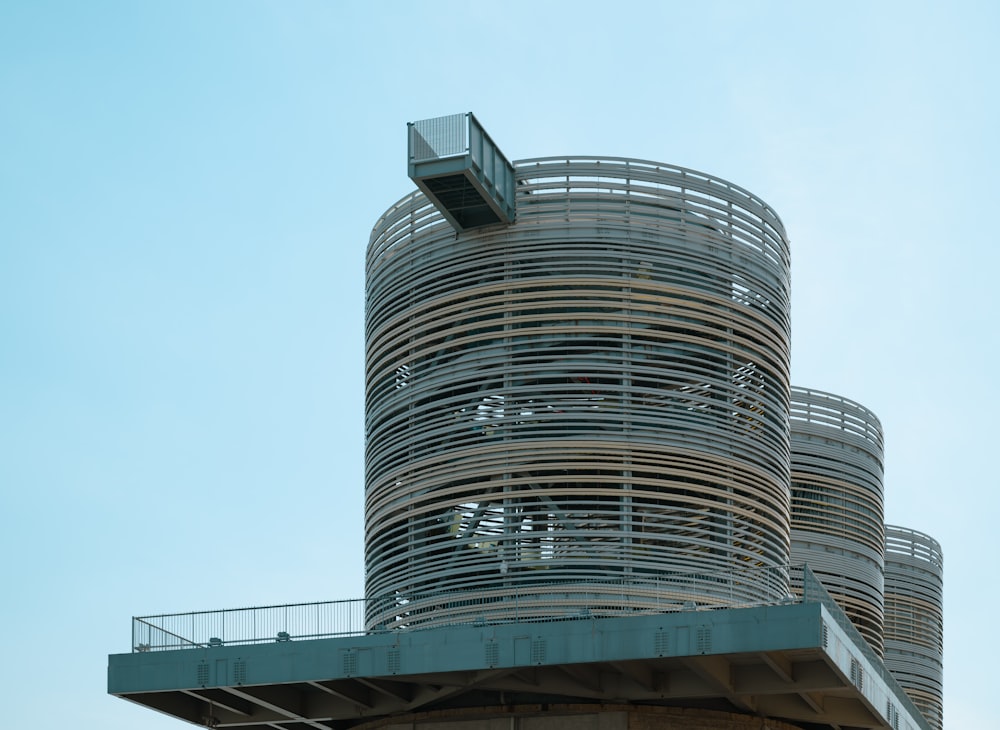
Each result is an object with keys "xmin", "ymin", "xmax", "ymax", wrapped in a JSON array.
[
  {"xmin": 109, "ymin": 602, "xmax": 927, "ymax": 730},
  {"xmin": 407, "ymin": 113, "xmax": 515, "ymax": 231}
]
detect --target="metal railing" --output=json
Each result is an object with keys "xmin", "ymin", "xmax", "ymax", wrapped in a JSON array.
[
  {"xmin": 132, "ymin": 564, "xmax": 791, "ymax": 652},
  {"xmin": 129, "ymin": 565, "xmax": 928, "ymax": 729},
  {"xmin": 131, "ymin": 598, "xmax": 367, "ymax": 652}
]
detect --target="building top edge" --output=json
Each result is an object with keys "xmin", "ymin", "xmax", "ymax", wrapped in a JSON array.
[
  {"xmin": 790, "ymin": 386, "xmax": 884, "ymax": 431},
  {"xmin": 513, "ymin": 156, "xmax": 783, "ymax": 220},
  {"xmin": 885, "ymin": 524, "xmax": 944, "ymax": 566},
  {"xmin": 370, "ymin": 156, "xmax": 788, "ymax": 254}
]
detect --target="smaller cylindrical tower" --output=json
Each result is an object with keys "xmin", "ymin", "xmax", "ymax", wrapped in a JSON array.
[
  {"xmin": 788, "ymin": 387, "xmax": 885, "ymax": 655},
  {"xmin": 884, "ymin": 525, "xmax": 944, "ymax": 730}
]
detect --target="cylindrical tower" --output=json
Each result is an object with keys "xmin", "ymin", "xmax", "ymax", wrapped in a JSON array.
[
  {"xmin": 365, "ymin": 157, "xmax": 792, "ymax": 627},
  {"xmin": 788, "ymin": 388, "xmax": 886, "ymax": 655},
  {"xmin": 883, "ymin": 525, "xmax": 944, "ymax": 730}
]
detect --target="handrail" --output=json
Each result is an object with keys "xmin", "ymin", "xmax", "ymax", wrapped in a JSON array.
[{"xmin": 131, "ymin": 565, "xmax": 790, "ymax": 652}]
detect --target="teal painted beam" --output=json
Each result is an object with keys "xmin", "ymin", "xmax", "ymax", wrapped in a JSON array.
[{"xmin": 109, "ymin": 603, "xmax": 824, "ymax": 695}]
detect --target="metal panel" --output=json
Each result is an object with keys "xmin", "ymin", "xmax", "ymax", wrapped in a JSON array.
[{"xmin": 409, "ymin": 114, "xmax": 468, "ymax": 162}]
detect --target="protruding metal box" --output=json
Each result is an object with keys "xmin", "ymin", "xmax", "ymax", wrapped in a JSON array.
[{"xmin": 408, "ymin": 113, "xmax": 515, "ymax": 231}]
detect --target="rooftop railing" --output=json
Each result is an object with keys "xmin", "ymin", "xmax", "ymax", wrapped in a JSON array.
[
  {"xmin": 128, "ymin": 564, "xmax": 929, "ymax": 730},
  {"xmin": 130, "ymin": 563, "xmax": 913, "ymax": 698},
  {"xmin": 132, "ymin": 564, "xmax": 791, "ymax": 653}
]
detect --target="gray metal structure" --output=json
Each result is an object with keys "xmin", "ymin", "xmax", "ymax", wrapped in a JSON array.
[
  {"xmin": 788, "ymin": 388, "xmax": 886, "ymax": 656},
  {"xmin": 883, "ymin": 525, "xmax": 944, "ymax": 730},
  {"xmin": 366, "ymin": 154, "xmax": 793, "ymax": 628},
  {"xmin": 108, "ymin": 566, "xmax": 932, "ymax": 730},
  {"xmin": 407, "ymin": 113, "xmax": 515, "ymax": 230},
  {"xmin": 109, "ymin": 113, "xmax": 944, "ymax": 730}
]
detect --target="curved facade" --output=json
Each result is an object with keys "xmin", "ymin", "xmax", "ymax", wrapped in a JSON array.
[
  {"xmin": 365, "ymin": 157, "xmax": 792, "ymax": 627},
  {"xmin": 788, "ymin": 387, "xmax": 885, "ymax": 655},
  {"xmin": 884, "ymin": 525, "xmax": 944, "ymax": 730}
]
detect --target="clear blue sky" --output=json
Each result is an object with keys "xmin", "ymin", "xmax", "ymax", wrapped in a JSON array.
[{"xmin": 1, "ymin": 2, "xmax": 994, "ymax": 728}]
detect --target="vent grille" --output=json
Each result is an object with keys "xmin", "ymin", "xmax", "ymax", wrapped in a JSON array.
[
  {"xmin": 886, "ymin": 700, "xmax": 899, "ymax": 729},
  {"xmin": 850, "ymin": 658, "xmax": 864, "ymax": 690},
  {"xmin": 196, "ymin": 662, "xmax": 209, "ymax": 686},
  {"xmin": 654, "ymin": 631, "xmax": 669, "ymax": 656},
  {"xmin": 822, "ymin": 623, "xmax": 829, "ymax": 648},
  {"xmin": 234, "ymin": 660, "xmax": 246, "ymax": 685},
  {"xmin": 531, "ymin": 639, "xmax": 546, "ymax": 664},
  {"xmin": 696, "ymin": 627, "xmax": 712, "ymax": 654},
  {"xmin": 343, "ymin": 651, "xmax": 357, "ymax": 676},
  {"xmin": 387, "ymin": 648, "xmax": 401, "ymax": 674},
  {"xmin": 485, "ymin": 642, "xmax": 499, "ymax": 666}
]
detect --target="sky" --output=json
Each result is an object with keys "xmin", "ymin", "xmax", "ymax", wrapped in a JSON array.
[{"xmin": 1, "ymin": 1, "xmax": 995, "ymax": 728}]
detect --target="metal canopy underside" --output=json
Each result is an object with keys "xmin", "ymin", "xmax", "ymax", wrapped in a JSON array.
[
  {"xmin": 109, "ymin": 602, "xmax": 925, "ymax": 730},
  {"xmin": 419, "ymin": 172, "xmax": 504, "ymax": 228}
]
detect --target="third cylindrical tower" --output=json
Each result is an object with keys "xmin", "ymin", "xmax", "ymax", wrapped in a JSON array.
[{"xmin": 884, "ymin": 525, "xmax": 944, "ymax": 730}]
